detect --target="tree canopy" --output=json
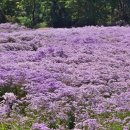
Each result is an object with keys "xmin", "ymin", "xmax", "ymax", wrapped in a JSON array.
[{"xmin": 0, "ymin": 0, "xmax": 130, "ymax": 28}]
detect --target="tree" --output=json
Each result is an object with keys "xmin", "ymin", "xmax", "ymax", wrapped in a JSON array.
[
  {"xmin": 0, "ymin": 0, "xmax": 130, "ymax": 27},
  {"xmin": 0, "ymin": 10, "xmax": 6, "ymax": 23}
]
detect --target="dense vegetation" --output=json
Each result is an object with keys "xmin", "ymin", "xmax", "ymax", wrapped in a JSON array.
[
  {"xmin": 0, "ymin": 0, "xmax": 130, "ymax": 28},
  {"xmin": 0, "ymin": 23, "xmax": 130, "ymax": 129}
]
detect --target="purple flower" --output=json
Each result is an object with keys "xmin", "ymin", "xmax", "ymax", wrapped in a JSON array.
[
  {"xmin": 3, "ymin": 93, "xmax": 16, "ymax": 104},
  {"xmin": 0, "ymin": 24, "xmax": 130, "ymax": 128},
  {"xmin": 31, "ymin": 123, "xmax": 50, "ymax": 130}
]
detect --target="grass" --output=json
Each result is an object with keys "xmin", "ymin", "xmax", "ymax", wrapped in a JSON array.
[
  {"xmin": 0, "ymin": 121, "xmax": 32, "ymax": 130},
  {"xmin": 106, "ymin": 122, "xmax": 123, "ymax": 130},
  {"xmin": 89, "ymin": 111, "xmax": 130, "ymax": 130},
  {"xmin": 0, "ymin": 111, "xmax": 130, "ymax": 130},
  {"xmin": 0, "ymin": 82, "xmax": 27, "ymax": 101},
  {"xmin": 116, "ymin": 111, "xmax": 130, "ymax": 120},
  {"xmin": 0, "ymin": 81, "xmax": 130, "ymax": 130}
]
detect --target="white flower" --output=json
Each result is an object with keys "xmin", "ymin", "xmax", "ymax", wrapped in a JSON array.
[{"xmin": 3, "ymin": 93, "xmax": 16, "ymax": 104}]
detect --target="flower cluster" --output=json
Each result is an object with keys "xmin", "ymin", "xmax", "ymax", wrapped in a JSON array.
[
  {"xmin": 3, "ymin": 92, "xmax": 16, "ymax": 104},
  {"xmin": 31, "ymin": 123, "xmax": 50, "ymax": 130},
  {"xmin": 0, "ymin": 23, "xmax": 130, "ymax": 129}
]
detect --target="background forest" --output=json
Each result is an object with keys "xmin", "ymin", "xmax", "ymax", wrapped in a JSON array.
[{"xmin": 0, "ymin": 0, "xmax": 130, "ymax": 28}]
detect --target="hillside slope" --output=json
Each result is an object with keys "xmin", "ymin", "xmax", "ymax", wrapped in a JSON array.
[{"xmin": 0, "ymin": 23, "xmax": 130, "ymax": 129}]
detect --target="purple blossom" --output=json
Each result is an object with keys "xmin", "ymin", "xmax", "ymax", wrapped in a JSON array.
[
  {"xmin": 0, "ymin": 23, "xmax": 130, "ymax": 128},
  {"xmin": 3, "ymin": 93, "xmax": 16, "ymax": 104},
  {"xmin": 31, "ymin": 123, "xmax": 50, "ymax": 130}
]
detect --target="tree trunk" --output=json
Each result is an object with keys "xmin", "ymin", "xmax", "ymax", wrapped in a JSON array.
[
  {"xmin": 32, "ymin": 0, "xmax": 36, "ymax": 26},
  {"xmin": 0, "ymin": 10, "xmax": 6, "ymax": 23}
]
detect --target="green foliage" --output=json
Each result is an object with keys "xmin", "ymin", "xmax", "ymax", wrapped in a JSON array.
[
  {"xmin": 66, "ymin": 111, "xmax": 75, "ymax": 129},
  {"xmin": 0, "ymin": 0, "xmax": 130, "ymax": 27},
  {"xmin": 106, "ymin": 122, "xmax": 123, "ymax": 130},
  {"xmin": 91, "ymin": 111, "xmax": 130, "ymax": 130},
  {"xmin": 0, "ymin": 80, "xmax": 27, "ymax": 101},
  {"xmin": 0, "ymin": 110, "xmax": 130, "ymax": 130},
  {"xmin": 0, "ymin": 119, "xmax": 33, "ymax": 130},
  {"xmin": 116, "ymin": 111, "xmax": 130, "ymax": 120}
]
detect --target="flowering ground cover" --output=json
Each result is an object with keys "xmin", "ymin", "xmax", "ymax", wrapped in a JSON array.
[{"xmin": 0, "ymin": 23, "xmax": 130, "ymax": 130}]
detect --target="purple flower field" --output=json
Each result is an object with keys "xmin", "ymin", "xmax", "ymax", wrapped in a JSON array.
[{"xmin": 0, "ymin": 23, "xmax": 130, "ymax": 130}]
